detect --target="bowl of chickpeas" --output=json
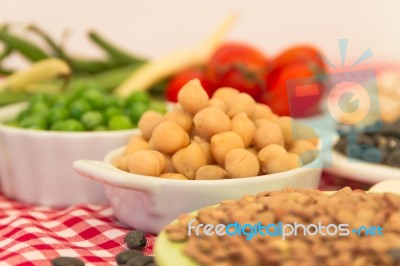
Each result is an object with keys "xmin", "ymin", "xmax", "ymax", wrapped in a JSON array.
[
  {"xmin": 0, "ymin": 83, "xmax": 167, "ymax": 207},
  {"xmin": 73, "ymin": 79, "xmax": 324, "ymax": 233}
]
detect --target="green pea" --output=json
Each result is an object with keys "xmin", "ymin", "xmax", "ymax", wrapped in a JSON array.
[
  {"xmin": 60, "ymin": 119, "xmax": 84, "ymax": 131},
  {"xmin": 103, "ymin": 96, "xmax": 123, "ymax": 108},
  {"xmin": 19, "ymin": 116, "xmax": 47, "ymax": 130},
  {"xmin": 93, "ymin": 125, "xmax": 107, "ymax": 131},
  {"xmin": 48, "ymin": 107, "xmax": 69, "ymax": 124},
  {"xmin": 149, "ymin": 101, "xmax": 167, "ymax": 114},
  {"xmin": 125, "ymin": 91, "xmax": 150, "ymax": 107},
  {"xmin": 30, "ymin": 101, "xmax": 49, "ymax": 117},
  {"xmin": 104, "ymin": 106, "xmax": 123, "ymax": 122},
  {"xmin": 108, "ymin": 115, "xmax": 133, "ymax": 130},
  {"xmin": 53, "ymin": 95, "xmax": 70, "ymax": 108},
  {"xmin": 50, "ymin": 121, "xmax": 64, "ymax": 131},
  {"xmin": 83, "ymin": 89, "xmax": 105, "ymax": 109},
  {"xmin": 68, "ymin": 81, "xmax": 88, "ymax": 98},
  {"xmin": 70, "ymin": 99, "xmax": 91, "ymax": 119},
  {"xmin": 126, "ymin": 101, "xmax": 148, "ymax": 124},
  {"xmin": 17, "ymin": 109, "xmax": 30, "ymax": 121},
  {"xmin": 81, "ymin": 111, "xmax": 104, "ymax": 130},
  {"xmin": 31, "ymin": 93, "xmax": 48, "ymax": 103}
]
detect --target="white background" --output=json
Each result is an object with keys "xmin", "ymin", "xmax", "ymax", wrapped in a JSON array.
[{"xmin": 1, "ymin": 0, "xmax": 399, "ymax": 67}]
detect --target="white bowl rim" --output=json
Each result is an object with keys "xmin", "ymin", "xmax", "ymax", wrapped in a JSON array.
[{"xmin": 98, "ymin": 145, "xmax": 324, "ymax": 187}]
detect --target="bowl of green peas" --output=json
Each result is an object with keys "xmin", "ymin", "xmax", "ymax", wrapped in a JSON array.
[{"xmin": 0, "ymin": 83, "xmax": 167, "ymax": 207}]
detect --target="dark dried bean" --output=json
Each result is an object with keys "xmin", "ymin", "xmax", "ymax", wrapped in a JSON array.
[
  {"xmin": 381, "ymin": 122, "xmax": 398, "ymax": 135},
  {"xmin": 387, "ymin": 137, "xmax": 400, "ymax": 150},
  {"xmin": 347, "ymin": 144, "xmax": 362, "ymax": 159},
  {"xmin": 116, "ymin": 250, "xmax": 143, "ymax": 264},
  {"xmin": 126, "ymin": 255, "xmax": 154, "ymax": 266},
  {"xmin": 51, "ymin": 257, "xmax": 85, "ymax": 266},
  {"xmin": 373, "ymin": 134, "xmax": 388, "ymax": 149},
  {"xmin": 362, "ymin": 147, "xmax": 382, "ymax": 163},
  {"xmin": 387, "ymin": 150, "xmax": 400, "ymax": 167},
  {"xmin": 125, "ymin": 230, "xmax": 147, "ymax": 249},
  {"xmin": 357, "ymin": 134, "xmax": 375, "ymax": 146}
]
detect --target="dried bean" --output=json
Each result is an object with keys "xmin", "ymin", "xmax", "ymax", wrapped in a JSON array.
[
  {"xmin": 51, "ymin": 257, "xmax": 85, "ymax": 266},
  {"xmin": 116, "ymin": 250, "xmax": 143, "ymax": 264},
  {"xmin": 125, "ymin": 230, "xmax": 147, "ymax": 249},
  {"xmin": 126, "ymin": 255, "xmax": 154, "ymax": 266}
]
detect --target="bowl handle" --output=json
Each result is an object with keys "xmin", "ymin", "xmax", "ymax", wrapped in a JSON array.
[{"xmin": 73, "ymin": 160, "xmax": 166, "ymax": 216}]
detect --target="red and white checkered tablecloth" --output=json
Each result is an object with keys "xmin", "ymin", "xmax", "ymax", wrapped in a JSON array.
[
  {"xmin": 0, "ymin": 174, "xmax": 371, "ymax": 266},
  {"xmin": 0, "ymin": 194, "xmax": 156, "ymax": 266}
]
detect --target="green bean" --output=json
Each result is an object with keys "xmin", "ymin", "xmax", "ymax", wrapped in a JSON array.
[
  {"xmin": 0, "ymin": 68, "xmax": 13, "ymax": 75},
  {"xmin": 0, "ymin": 45, "xmax": 13, "ymax": 63},
  {"xmin": 88, "ymin": 31, "xmax": 145, "ymax": 65},
  {"xmin": 79, "ymin": 63, "xmax": 144, "ymax": 91},
  {"xmin": 69, "ymin": 58, "xmax": 120, "ymax": 74},
  {"xmin": 27, "ymin": 25, "xmax": 69, "ymax": 61},
  {"xmin": 0, "ymin": 29, "xmax": 49, "ymax": 62},
  {"xmin": 0, "ymin": 91, "xmax": 31, "ymax": 106}
]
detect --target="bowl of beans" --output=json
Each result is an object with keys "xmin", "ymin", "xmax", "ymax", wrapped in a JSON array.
[
  {"xmin": 74, "ymin": 79, "xmax": 324, "ymax": 233},
  {"xmin": 156, "ymin": 185, "xmax": 400, "ymax": 266},
  {"xmin": 0, "ymin": 83, "xmax": 166, "ymax": 207},
  {"xmin": 325, "ymin": 120, "xmax": 400, "ymax": 184}
]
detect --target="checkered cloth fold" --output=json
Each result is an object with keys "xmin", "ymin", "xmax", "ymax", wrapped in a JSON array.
[{"xmin": 0, "ymin": 194, "xmax": 155, "ymax": 266}]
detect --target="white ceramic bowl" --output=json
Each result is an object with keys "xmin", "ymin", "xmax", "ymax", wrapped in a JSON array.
[
  {"xmin": 324, "ymin": 149, "xmax": 400, "ymax": 184},
  {"xmin": 73, "ymin": 144, "xmax": 324, "ymax": 234},
  {"xmin": 0, "ymin": 103, "xmax": 138, "ymax": 207}
]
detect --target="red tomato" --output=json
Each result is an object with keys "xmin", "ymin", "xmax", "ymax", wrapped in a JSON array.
[
  {"xmin": 205, "ymin": 42, "xmax": 270, "ymax": 100},
  {"xmin": 273, "ymin": 45, "xmax": 325, "ymax": 70},
  {"xmin": 165, "ymin": 68, "xmax": 215, "ymax": 102},
  {"xmin": 261, "ymin": 61, "xmax": 326, "ymax": 117}
]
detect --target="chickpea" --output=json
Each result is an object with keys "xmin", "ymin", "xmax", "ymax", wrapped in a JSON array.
[
  {"xmin": 226, "ymin": 93, "xmax": 256, "ymax": 118},
  {"xmin": 253, "ymin": 122, "xmax": 285, "ymax": 149},
  {"xmin": 258, "ymin": 144, "xmax": 290, "ymax": 174},
  {"xmin": 246, "ymin": 147, "xmax": 258, "ymax": 156},
  {"xmin": 287, "ymin": 152, "xmax": 302, "ymax": 169},
  {"xmin": 208, "ymin": 98, "xmax": 227, "ymax": 112},
  {"xmin": 254, "ymin": 118, "xmax": 273, "ymax": 127},
  {"xmin": 211, "ymin": 131, "xmax": 245, "ymax": 165},
  {"xmin": 123, "ymin": 135, "xmax": 149, "ymax": 155},
  {"xmin": 195, "ymin": 165, "xmax": 228, "ymax": 180},
  {"xmin": 150, "ymin": 121, "xmax": 190, "ymax": 154},
  {"xmin": 160, "ymin": 173, "xmax": 189, "ymax": 180},
  {"xmin": 138, "ymin": 111, "xmax": 164, "ymax": 140},
  {"xmin": 164, "ymin": 109, "xmax": 193, "ymax": 132},
  {"xmin": 225, "ymin": 149, "xmax": 260, "ymax": 178},
  {"xmin": 231, "ymin": 112, "xmax": 256, "ymax": 148},
  {"xmin": 276, "ymin": 117, "xmax": 319, "ymax": 146},
  {"xmin": 212, "ymin": 87, "xmax": 240, "ymax": 104},
  {"xmin": 275, "ymin": 116, "xmax": 295, "ymax": 146},
  {"xmin": 252, "ymin": 104, "xmax": 274, "ymax": 120},
  {"xmin": 151, "ymin": 150, "xmax": 166, "ymax": 169},
  {"xmin": 193, "ymin": 107, "xmax": 231, "ymax": 140},
  {"xmin": 127, "ymin": 150, "xmax": 165, "ymax": 176},
  {"xmin": 172, "ymin": 142, "xmax": 207, "ymax": 179},
  {"xmin": 112, "ymin": 155, "xmax": 129, "ymax": 172},
  {"xmin": 269, "ymin": 114, "xmax": 279, "ymax": 122},
  {"xmin": 289, "ymin": 140, "xmax": 318, "ymax": 165},
  {"xmin": 295, "ymin": 123, "xmax": 319, "ymax": 146},
  {"xmin": 192, "ymin": 136, "xmax": 215, "ymax": 164},
  {"xmin": 177, "ymin": 79, "xmax": 209, "ymax": 115},
  {"xmin": 163, "ymin": 154, "xmax": 176, "ymax": 173}
]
